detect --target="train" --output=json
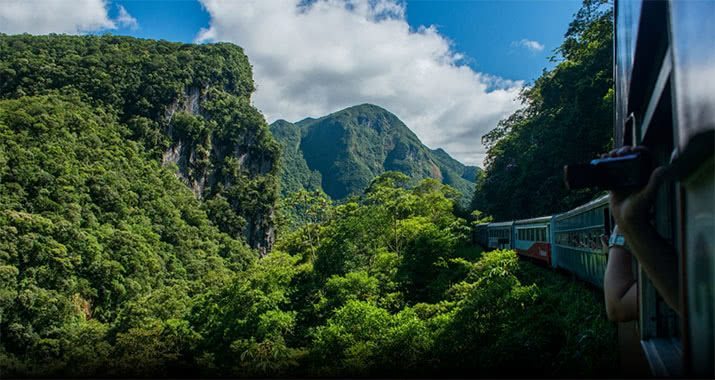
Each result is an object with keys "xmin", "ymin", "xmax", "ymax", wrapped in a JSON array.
[
  {"xmin": 473, "ymin": 194, "xmax": 610, "ymax": 289},
  {"xmin": 473, "ymin": 0, "xmax": 714, "ymax": 376}
]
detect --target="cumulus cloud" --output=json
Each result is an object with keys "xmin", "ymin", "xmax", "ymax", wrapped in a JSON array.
[
  {"xmin": 0, "ymin": 0, "xmax": 137, "ymax": 35},
  {"xmin": 513, "ymin": 38, "xmax": 545, "ymax": 52},
  {"xmin": 116, "ymin": 5, "xmax": 139, "ymax": 30},
  {"xmin": 197, "ymin": 0, "xmax": 523, "ymax": 166}
]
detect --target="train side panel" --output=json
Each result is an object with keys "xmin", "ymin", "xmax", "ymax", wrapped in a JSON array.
[
  {"xmin": 551, "ymin": 195, "xmax": 611, "ymax": 288},
  {"xmin": 473, "ymin": 223, "xmax": 489, "ymax": 248},
  {"xmin": 486, "ymin": 221, "xmax": 514, "ymax": 250},
  {"xmin": 668, "ymin": 1, "xmax": 715, "ymax": 375},
  {"xmin": 513, "ymin": 216, "xmax": 553, "ymax": 265}
]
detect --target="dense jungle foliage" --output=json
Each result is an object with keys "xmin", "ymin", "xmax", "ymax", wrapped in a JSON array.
[
  {"xmin": 0, "ymin": 143, "xmax": 617, "ymax": 375},
  {"xmin": 472, "ymin": 0, "xmax": 614, "ymax": 221},
  {"xmin": 0, "ymin": 34, "xmax": 281, "ymax": 249},
  {"xmin": 0, "ymin": 1, "xmax": 619, "ymax": 376},
  {"xmin": 269, "ymin": 104, "xmax": 479, "ymax": 207},
  {"xmin": 0, "ymin": 95, "xmax": 255, "ymax": 375}
]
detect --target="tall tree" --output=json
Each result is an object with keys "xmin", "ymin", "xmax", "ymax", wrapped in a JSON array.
[{"xmin": 472, "ymin": 0, "xmax": 613, "ymax": 221}]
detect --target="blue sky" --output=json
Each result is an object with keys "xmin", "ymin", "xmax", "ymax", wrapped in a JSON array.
[
  {"xmin": 110, "ymin": 0, "xmax": 581, "ymax": 83},
  {"xmin": 0, "ymin": 0, "xmax": 587, "ymax": 166},
  {"xmin": 405, "ymin": 0, "xmax": 582, "ymax": 82}
]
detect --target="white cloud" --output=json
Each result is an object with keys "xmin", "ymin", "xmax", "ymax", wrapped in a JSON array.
[
  {"xmin": 0, "ymin": 0, "xmax": 138, "ymax": 35},
  {"xmin": 513, "ymin": 38, "xmax": 545, "ymax": 52},
  {"xmin": 197, "ymin": 0, "xmax": 523, "ymax": 167},
  {"xmin": 116, "ymin": 5, "xmax": 139, "ymax": 30}
]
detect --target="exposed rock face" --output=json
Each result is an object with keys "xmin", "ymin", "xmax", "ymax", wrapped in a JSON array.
[
  {"xmin": 162, "ymin": 87, "xmax": 209, "ymax": 198},
  {"xmin": 163, "ymin": 86, "xmax": 279, "ymax": 255}
]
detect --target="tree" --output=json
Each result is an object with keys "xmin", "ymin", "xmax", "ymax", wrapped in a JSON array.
[{"xmin": 472, "ymin": 0, "xmax": 613, "ymax": 220}]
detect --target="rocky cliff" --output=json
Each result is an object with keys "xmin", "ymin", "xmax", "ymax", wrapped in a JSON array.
[{"xmin": 0, "ymin": 35, "xmax": 280, "ymax": 253}]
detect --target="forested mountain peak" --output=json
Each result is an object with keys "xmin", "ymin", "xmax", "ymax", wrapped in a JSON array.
[
  {"xmin": 298, "ymin": 103, "xmax": 416, "ymax": 135},
  {"xmin": 270, "ymin": 104, "xmax": 480, "ymax": 204},
  {"xmin": 0, "ymin": 34, "xmax": 280, "ymax": 251}
]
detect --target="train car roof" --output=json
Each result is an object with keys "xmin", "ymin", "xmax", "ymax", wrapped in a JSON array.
[
  {"xmin": 475, "ymin": 223, "xmax": 490, "ymax": 228},
  {"xmin": 514, "ymin": 215, "xmax": 552, "ymax": 225},
  {"xmin": 554, "ymin": 193, "xmax": 610, "ymax": 221},
  {"xmin": 488, "ymin": 221, "xmax": 514, "ymax": 228}
]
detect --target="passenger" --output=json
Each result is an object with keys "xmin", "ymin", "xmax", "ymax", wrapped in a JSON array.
[{"xmin": 602, "ymin": 146, "xmax": 680, "ymax": 322}]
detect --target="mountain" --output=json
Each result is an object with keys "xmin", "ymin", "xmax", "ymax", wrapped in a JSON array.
[
  {"xmin": 270, "ymin": 104, "xmax": 480, "ymax": 204},
  {"xmin": 0, "ymin": 34, "xmax": 280, "ymax": 252},
  {"xmin": 270, "ymin": 119, "xmax": 323, "ymax": 195}
]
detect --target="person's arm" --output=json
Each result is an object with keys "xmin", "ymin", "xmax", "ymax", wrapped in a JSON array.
[
  {"xmin": 604, "ymin": 244, "xmax": 638, "ymax": 321},
  {"xmin": 617, "ymin": 216, "xmax": 679, "ymax": 314},
  {"xmin": 607, "ymin": 146, "xmax": 681, "ymax": 315}
]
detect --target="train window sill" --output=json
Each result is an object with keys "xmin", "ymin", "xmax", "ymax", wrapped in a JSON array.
[{"xmin": 640, "ymin": 337, "xmax": 683, "ymax": 377}]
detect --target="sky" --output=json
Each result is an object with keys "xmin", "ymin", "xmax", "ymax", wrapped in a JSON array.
[{"xmin": 0, "ymin": 0, "xmax": 583, "ymax": 166}]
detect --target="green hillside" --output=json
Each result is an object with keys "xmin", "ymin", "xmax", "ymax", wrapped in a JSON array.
[
  {"xmin": 0, "ymin": 34, "xmax": 280, "ymax": 251},
  {"xmin": 270, "ymin": 104, "xmax": 480, "ymax": 205},
  {"xmin": 0, "ymin": 95, "xmax": 254, "ymax": 375},
  {"xmin": 270, "ymin": 119, "xmax": 323, "ymax": 196}
]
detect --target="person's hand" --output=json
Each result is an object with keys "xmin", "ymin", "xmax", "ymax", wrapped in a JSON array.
[
  {"xmin": 600, "ymin": 234, "xmax": 609, "ymax": 251},
  {"xmin": 605, "ymin": 146, "xmax": 667, "ymax": 235}
]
